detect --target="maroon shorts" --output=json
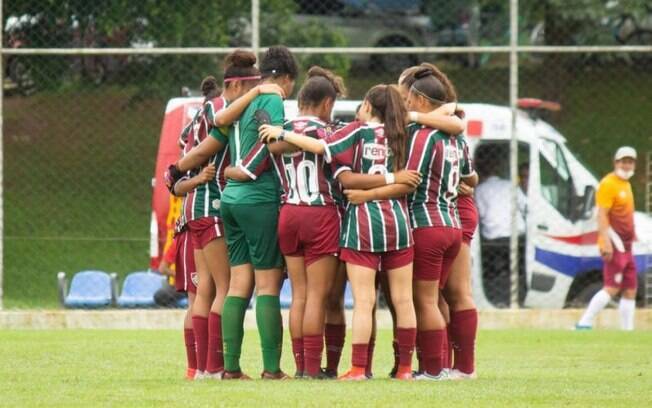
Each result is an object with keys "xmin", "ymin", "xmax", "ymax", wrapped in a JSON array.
[
  {"xmin": 174, "ymin": 230, "xmax": 197, "ymax": 294},
  {"xmin": 187, "ymin": 216, "xmax": 223, "ymax": 250},
  {"xmin": 603, "ymin": 250, "xmax": 637, "ymax": 290},
  {"xmin": 413, "ymin": 226, "xmax": 462, "ymax": 286},
  {"xmin": 457, "ymin": 196, "xmax": 478, "ymax": 245},
  {"xmin": 340, "ymin": 247, "xmax": 414, "ymax": 271},
  {"xmin": 278, "ymin": 205, "xmax": 340, "ymax": 267}
]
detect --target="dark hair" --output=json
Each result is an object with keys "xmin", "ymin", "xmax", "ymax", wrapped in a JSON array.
[
  {"xmin": 401, "ymin": 62, "xmax": 457, "ymax": 103},
  {"xmin": 365, "ymin": 84, "xmax": 408, "ymax": 170},
  {"xmin": 223, "ymin": 49, "xmax": 260, "ymax": 87},
  {"xmin": 398, "ymin": 65, "xmax": 420, "ymax": 88},
  {"xmin": 298, "ymin": 66, "xmax": 347, "ymax": 109},
  {"xmin": 200, "ymin": 76, "xmax": 220, "ymax": 100},
  {"xmin": 410, "ymin": 67, "xmax": 448, "ymax": 107},
  {"xmin": 260, "ymin": 45, "xmax": 299, "ymax": 80}
]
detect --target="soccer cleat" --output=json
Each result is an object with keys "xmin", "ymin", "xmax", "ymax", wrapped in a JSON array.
[
  {"xmin": 574, "ymin": 323, "xmax": 593, "ymax": 331},
  {"xmin": 205, "ymin": 371, "xmax": 224, "ymax": 380},
  {"xmin": 193, "ymin": 370, "xmax": 207, "ymax": 380},
  {"xmin": 414, "ymin": 370, "xmax": 451, "ymax": 381},
  {"xmin": 388, "ymin": 367, "xmax": 397, "ymax": 379},
  {"xmin": 261, "ymin": 370, "xmax": 291, "ymax": 380},
  {"xmin": 320, "ymin": 368, "xmax": 337, "ymax": 379},
  {"xmin": 448, "ymin": 369, "xmax": 477, "ymax": 380},
  {"xmin": 394, "ymin": 370, "xmax": 414, "ymax": 381},
  {"xmin": 222, "ymin": 371, "xmax": 252, "ymax": 380},
  {"xmin": 294, "ymin": 371, "xmax": 304, "ymax": 379},
  {"xmin": 185, "ymin": 368, "xmax": 197, "ymax": 380},
  {"xmin": 338, "ymin": 368, "xmax": 368, "ymax": 381}
]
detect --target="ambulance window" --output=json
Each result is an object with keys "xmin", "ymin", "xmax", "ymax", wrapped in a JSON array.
[{"xmin": 539, "ymin": 139, "xmax": 573, "ymax": 217}]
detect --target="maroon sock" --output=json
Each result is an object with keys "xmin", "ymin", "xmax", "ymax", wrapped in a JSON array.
[
  {"xmin": 325, "ymin": 324, "xmax": 345, "ymax": 372},
  {"xmin": 419, "ymin": 329, "xmax": 444, "ymax": 376},
  {"xmin": 446, "ymin": 325, "xmax": 453, "ymax": 369},
  {"xmin": 183, "ymin": 328, "xmax": 197, "ymax": 370},
  {"xmin": 396, "ymin": 327, "xmax": 416, "ymax": 369},
  {"xmin": 352, "ymin": 343, "xmax": 369, "ymax": 369},
  {"xmin": 303, "ymin": 334, "xmax": 323, "ymax": 377},
  {"xmin": 192, "ymin": 315, "xmax": 209, "ymax": 372},
  {"xmin": 442, "ymin": 328, "xmax": 450, "ymax": 369},
  {"xmin": 365, "ymin": 336, "xmax": 376, "ymax": 377},
  {"xmin": 206, "ymin": 312, "xmax": 223, "ymax": 373},
  {"xmin": 450, "ymin": 309, "xmax": 478, "ymax": 374},
  {"xmin": 392, "ymin": 340, "xmax": 401, "ymax": 373},
  {"xmin": 292, "ymin": 337, "xmax": 304, "ymax": 374}
]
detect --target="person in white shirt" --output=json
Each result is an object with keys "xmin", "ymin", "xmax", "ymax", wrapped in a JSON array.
[{"xmin": 474, "ymin": 156, "xmax": 528, "ymax": 307}]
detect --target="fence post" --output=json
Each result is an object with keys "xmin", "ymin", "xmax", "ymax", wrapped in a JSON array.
[
  {"xmin": 509, "ymin": 0, "xmax": 520, "ymax": 310},
  {"xmin": 252, "ymin": 0, "xmax": 260, "ymax": 58},
  {"xmin": 0, "ymin": 0, "xmax": 4, "ymax": 311}
]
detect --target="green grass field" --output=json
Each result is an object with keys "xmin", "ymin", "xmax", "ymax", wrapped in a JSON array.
[{"xmin": 1, "ymin": 329, "xmax": 651, "ymax": 406}]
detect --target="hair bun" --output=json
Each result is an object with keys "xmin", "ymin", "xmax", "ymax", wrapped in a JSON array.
[
  {"xmin": 200, "ymin": 76, "xmax": 219, "ymax": 96},
  {"xmin": 225, "ymin": 49, "xmax": 256, "ymax": 68},
  {"xmin": 414, "ymin": 67, "xmax": 434, "ymax": 80}
]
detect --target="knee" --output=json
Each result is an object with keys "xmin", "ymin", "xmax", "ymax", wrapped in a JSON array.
[
  {"xmin": 392, "ymin": 293, "xmax": 415, "ymax": 312},
  {"xmin": 326, "ymin": 296, "xmax": 344, "ymax": 313},
  {"xmin": 353, "ymin": 296, "xmax": 376, "ymax": 313}
]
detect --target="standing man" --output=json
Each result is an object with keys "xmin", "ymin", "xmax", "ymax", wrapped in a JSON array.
[{"xmin": 577, "ymin": 146, "xmax": 638, "ymax": 330}]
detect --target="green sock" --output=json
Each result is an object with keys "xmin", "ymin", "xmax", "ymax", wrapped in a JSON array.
[
  {"xmin": 221, "ymin": 296, "xmax": 249, "ymax": 372},
  {"xmin": 256, "ymin": 295, "xmax": 283, "ymax": 373}
]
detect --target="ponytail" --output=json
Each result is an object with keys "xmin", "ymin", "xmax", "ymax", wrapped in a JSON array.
[{"xmin": 365, "ymin": 84, "xmax": 408, "ymax": 170}]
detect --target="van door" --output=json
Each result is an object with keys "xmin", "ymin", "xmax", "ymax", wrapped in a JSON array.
[{"xmin": 524, "ymin": 137, "xmax": 578, "ymax": 308}]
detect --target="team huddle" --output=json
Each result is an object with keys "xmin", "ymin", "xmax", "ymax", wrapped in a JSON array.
[{"xmin": 164, "ymin": 45, "xmax": 479, "ymax": 381}]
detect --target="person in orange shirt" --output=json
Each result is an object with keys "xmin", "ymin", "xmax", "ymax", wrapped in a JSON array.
[{"xmin": 577, "ymin": 146, "xmax": 637, "ymax": 330}]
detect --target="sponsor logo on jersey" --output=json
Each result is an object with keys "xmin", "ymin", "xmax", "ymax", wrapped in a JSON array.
[
  {"xmin": 191, "ymin": 272, "xmax": 199, "ymax": 286},
  {"xmin": 363, "ymin": 143, "xmax": 387, "ymax": 160},
  {"xmin": 445, "ymin": 145, "xmax": 459, "ymax": 162},
  {"xmin": 212, "ymin": 199, "xmax": 221, "ymax": 210},
  {"xmin": 293, "ymin": 121, "xmax": 308, "ymax": 132}
]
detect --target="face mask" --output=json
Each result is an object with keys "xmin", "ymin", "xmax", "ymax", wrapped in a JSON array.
[{"xmin": 615, "ymin": 168, "xmax": 634, "ymax": 180}]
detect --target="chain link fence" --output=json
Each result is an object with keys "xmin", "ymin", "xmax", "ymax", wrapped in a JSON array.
[{"xmin": 2, "ymin": 0, "xmax": 651, "ymax": 309}]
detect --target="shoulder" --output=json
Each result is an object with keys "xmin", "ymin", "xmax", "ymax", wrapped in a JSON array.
[
  {"xmin": 333, "ymin": 120, "xmax": 365, "ymax": 137},
  {"xmin": 206, "ymin": 95, "xmax": 226, "ymax": 110},
  {"xmin": 256, "ymin": 93, "xmax": 283, "ymax": 107},
  {"xmin": 598, "ymin": 173, "xmax": 617, "ymax": 190}
]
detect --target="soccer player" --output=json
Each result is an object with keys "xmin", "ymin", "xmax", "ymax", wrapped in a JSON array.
[
  {"xmin": 166, "ymin": 50, "xmax": 283, "ymax": 379},
  {"xmin": 216, "ymin": 45, "xmax": 299, "ymax": 380},
  {"xmin": 442, "ymin": 175, "xmax": 480, "ymax": 379},
  {"xmin": 577, "ymin": 146, "xmax": 638, "ymax": 331},
  {"xmin": 261, "ymin": 84, "xmax": 420, "ymax": 381},
  {"xmin": 404, "ymin": 67, "xmax": 477, "ymax": 380},
  {"xmin": 233, "ymin": 66, "xmax": 347, "ymax": 378}
]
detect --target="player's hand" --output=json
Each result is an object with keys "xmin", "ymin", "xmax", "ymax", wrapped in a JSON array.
[
  {"xmin": 259, "ymin": 124, "xmax": 283, "ymax": 143},
  {"xmin": 158, "ymin": 261, "xmax": 174, "ymax": 277},
  {"xmin": 257, "ymin": 84, "xmax": 285, "ymax": 99},
  {"xmin": 395, "ymin": 169, "xmax": 422, "ymax": 188},
  {"xmin": 224, "ymin": 165, "xmax": 237, "ymax": 180},
  {"xmin": 458, "ymin": 181, "xmax": 474, "ymax": 196},
  {"xmin": 344, "ymin": 189, "xmax": 372, "ymax": 205},
  {"xmin": 164, "ymin": 163, "xmax": 184, "ymax": 192},
  {"xmin": 198, "ymin": 164, "xmax": 216, "ymax": 183},
  {"xmin": 600, "ymin": 241, "xmax": 613, "ymax": 262}
]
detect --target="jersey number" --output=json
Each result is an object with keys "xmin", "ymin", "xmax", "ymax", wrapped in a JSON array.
[{"xmin": 285, "ymin": 160, "xmax": 319, "ymax": 203}]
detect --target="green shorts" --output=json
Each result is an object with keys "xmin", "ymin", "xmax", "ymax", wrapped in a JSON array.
[{"xmin": 220, "ymin": 201, "xmax": 283, "ymax": 269}]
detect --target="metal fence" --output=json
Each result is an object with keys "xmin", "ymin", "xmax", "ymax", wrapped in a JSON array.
[{"xmin": 1, "ymin": 0, "xmax": 651, "ymax": 309}]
